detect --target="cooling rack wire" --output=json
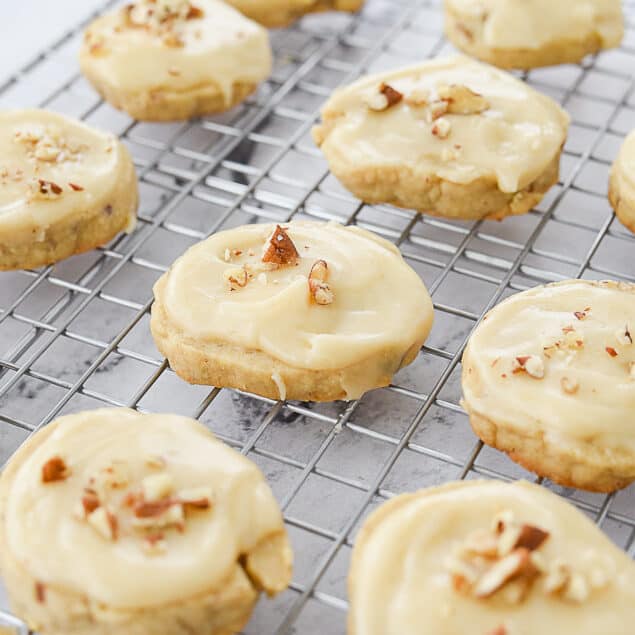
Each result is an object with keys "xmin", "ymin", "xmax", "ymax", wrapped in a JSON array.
[{"xmin": 1, "ymin": 1, "xmax": 635, "ymax": 633}]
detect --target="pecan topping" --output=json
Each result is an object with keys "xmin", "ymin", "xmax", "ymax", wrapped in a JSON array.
[
  {"xmin": 69, "ymin": 182, "xmax": 84, "ymax": 191},
  {"xmin": 438, "ymin": 84, "xmax": 490, "ymax": 115},
  {"xmin": 512, "ymin": 355, "xmax": 544, "ymax": 379},
  {"xmin": 513, "ymin": 524, "xmax": 550, "ymax": 551},
  {"xmin": 143, "ymin": 532, "xmax": 168, "ymax": 555},
  {"xmin": 87, "ymin": 507, "xmax": 118, "ymax": 541},
  {"xmin": 262, "ymin": 225, "xmax": 299, "ymax": 266},
  {"xmin": 142, "ymin": 472, "xmax": 174, "ymax": 502},
  {"xmin": 35, "ymin": 582, "xmax": 46, "ymax": 604},
  {"xmin": 38, "ymin": 179, "xmax": 63, "ymax": 196},
  {"xmin": 474, "ymin": 548, "xmax": 537, "ymax": 598},
  {"xmin": 178, "ymin": 486, "xmax": 213, "ymax": 510},
  {"xmin": 379, "ymin": 83, "xmax": 403, "ymax": 107},
  {"xmin": 364, "ymin": 82, "xmax": 403, "ymax": 111},
  {"xmin": 134, "ymin": 498, "xmax": 175, "ymax": 519},
  {"xmin": 616, "ymin": 324, "xmax": 633, "ymax": 346},
  {"xmin": 82, "ymin": 490, "xmax": 101, "ymax": 515},
  {"xmin": 560, "ymin": 376, "xmax": 579, "ymax": 395},
  {"xmin": 224, "ymin": 265, "xmax": 249, "ymax": 291},
  {"xmin": 606, "ymin": 346, "xmax": 618, "ymax": 358},
  {"xmin": 574, "ymin": 311, "xmax": 588, "ymax": 320},
  {"xmin": 431, "ymin": 117, "xmax": 451, "ymax": 139},
  {"xmin": 428, "ymin": 100, "xmax": 449, "ymax": 120},
  {"xmin": 42, "ymin": 456, "xmax": 70, "ymax": 483},
  {"xmin": 308, "ymin": 259, "xmax": 334, "ymax": 306},
  {"xmin": 487, "ymin": 627, "xmax": 507, "ymax": 635}
]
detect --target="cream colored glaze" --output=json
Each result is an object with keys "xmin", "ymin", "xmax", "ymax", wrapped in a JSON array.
[
  {"xmin": 160, "ymin": 221, "xmax": 433, "ymax": 397},
  {"xmin": 81, "ymin": 0, "xmax": 271, "ymax": 102},
  {"xmin": 0, "ymin": 109, "xmax": 135, "ymax": 234},
  {"xmin": 4, "ymin": 409, "xmax": 286, "ymax": 609},
  {"xmin": 613, "ymin": 129, "xmax": 635, "ymax": 202},
  {"xmin": 315, "ymin": 56, "xmax": 569, "ymax": 193},
  {"xmin": 351, "ymin": 480, "xmax": 635, "ymax": 635},
  {"xmin": 463, "ymin": 280, "xmax": 635, "ymax": 449},
  {"xmin": 446, "ymin": 0, "xmax": 623, "ymax": 50}
]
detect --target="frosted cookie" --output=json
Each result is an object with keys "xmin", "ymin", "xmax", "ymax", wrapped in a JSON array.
[
  {"xmin": 349, "ymin": 480, "xmax": 635, "ymax": 635},
  {"xmin": 462, "ymin": 280, "xmax": 635, "ymax": 492},
  {"xmin": 445, "ymin": 0, "xmax": 624, "ymax": 70},
  {"xmin": 312, "ymin": 56, "xmax": 569, "ymax": 220},
  {"xmin": 79, "ymin": 0, "xmax": 272, "ymax": 121},
  {"xmin": 225, "ymin": 0, "xmax": 364, "ymax": 28},
  {"xmin": 0, "ymin": 109, "xmax": 137, "ymax": 272},
  {"xmin": 0, "ymin": 409, "xmax": 292, "ymax": 635},
  {"xmin": 151, "ymin": 221, "xmax": 434, "ymax": 402},
  {"xmin": 609, "ymin": 129, "xmax": 635, "ymax": 235}
]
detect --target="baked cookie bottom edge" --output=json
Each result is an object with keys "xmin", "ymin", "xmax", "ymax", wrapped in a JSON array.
[
  {"xmin": 315, "ymin": 147, "xmax": 561, "ymax": 221},
  {"xmin": 233, "ymin": 0, "xmax": 365, "ymax": 28},
  {"xmin": 150, "ymin": 276, "xmax": 424, "ymax": 402}
]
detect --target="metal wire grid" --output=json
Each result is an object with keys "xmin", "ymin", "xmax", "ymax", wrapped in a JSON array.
[{"xmin": 1, "ymin": 0, "xmax": 635, "ymax": 632}]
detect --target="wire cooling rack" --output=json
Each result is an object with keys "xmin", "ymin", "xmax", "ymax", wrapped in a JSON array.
[{"xmin": 1, "ymin": 1, "xmax": 635, "ymax": 633}]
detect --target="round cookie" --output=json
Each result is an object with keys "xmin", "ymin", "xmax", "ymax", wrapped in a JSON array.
[
  {"xmin": 349, "ymin": 480, "xmax": 635, "ymax": 635},
  {"xmin": 444, "ymin": 0, "xmax": 624, "ymax": 70},
  {"xmin": 461, "ymin": 279, "xmax": 635, "ymax": 492},
  {"xmin": 0, "ymin": 109, "xmax": 137, "ymax": 272},
  {"xmin": 224, "ymin": 0, "xmax": 364, "ymax": 28},
  {"xmin": 312, "ymin": 55, "xmax": 569, "ymax": 221},
  {"xmin": 79, "ymin": 0, "xmax": 272, "ymax": 122},
  {"xmin": 0, "ymin": 408, "xmax": 292, "ymax": 635},
  {"xmin": 609, "ymin": 129, "xmax": 635, "ymax": 234},
  {"xmin": 151, "ymin": 221, "xmax": 434, "ymax": 402}
]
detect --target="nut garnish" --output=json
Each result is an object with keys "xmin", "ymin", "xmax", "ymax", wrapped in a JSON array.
[
  {"xmin": 68, "ymin": 182, "xmax": 84, "ymax": 192},
  {"xmin": 42, "ymin": 456, "xmax": 70, "ymax": 483},
  {"xmin": 224, "ymin": 265, "xmax": 249, "ymax": 291},
  {"xmin": 606, "ymin": 346, "xmax": 618, "ymax": 358},
  {"xmin": 574, "ymin": 311, "xmax": 588, "ymax": 320},
  {"xmin": 142, "ymin": 472, "xmax": 174, "ymax": 502},
  {"xmin": 308, "ymin": 259, "xmax": 334, "ymax": 306},
  {"xmin": 35, "ymin": 582, "xmax": 46, "ymax": 604},
  {"xmin": 262, "ymin": 225, "xmax": 299, "ymax": 266},
  {"xmin": 132, "ymin": 501, "xmax": 185, "ymax": 532},
  {"xmin": 143, "ymin": 532, "xmax": 168, "ymax": 555},
  {"xmin": 178, "ymin": 486, "xmax": 213, "ymax": 509},
  {"xmin": 616, "ymin": 324, "xmax": 633, "ymax": 346},
  {"xmin": 487, "ymin": 626, "xmax": 507, "ymax": 635},
  {"xmin": 512, "ymin": 355, "xmax": 544, "ymax": 379},
  {"xmin": 560, "ymin": 376, "xmax": 579, "ymax": 395},
  {"xmin": 438, "ymin": 84, "xmax": 490, "ymax": 115},
  {"xmin": 474, "ymin": 548, "xmax": 537, "ymax": 598},
  {"xmin": 428, "ymin": 100, "xmax": 449, "ymax": 121},
  {"xmin": 431, "ymin": 117, "xmax": 451, "ymax": 139},
  {"xmin": 87, "ymin": 507, "xmax": 118, "ymax": 541},
  {"xmin": 364, "ymin": 82, "xmax": 403, "ymax": 111},
  {"xmin": 82, "ymin": 489, "xmax": 101, "ymax": 515}
]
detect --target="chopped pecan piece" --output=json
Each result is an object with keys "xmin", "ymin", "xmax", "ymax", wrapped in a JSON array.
[
  {"xmin": 606, "ymin": 346, "xmax": 618, "ymax": 358},
  {"xmin": 68, "ymin": 182, "xmax": 84, "ymax": 191},
  {"xmin": 38, "ymin": 179, "xmax": 63, "ymax": 196},
  {"xmin": 143, "ymin": 532, "xmax": 168, "ymax": 555},
  {"xmin": 42, "ymin": 456, "xmax": 70, "ymax": 483},
  {"xmin": 438, "ymin": 84, "xmax": 490, "ymax": 115},
  {"xmin": 560, "ymin": 376, "xmax": 579, "ymax": 395},
  {"xmin": 224, "ymin": 265, "xmax": 249, "ymax": 290},
  {"xmin": 512, "ymin": 355, "xmax": 544, "ymax": 379},
  {"xmin": 474, "ymin": 548, "xmax": 536, "ymax": 598},
  {"xmin": 262, "ymin": 225, "xmax": 299, "ymax": 266},
  {"xmin": 178, "ymin": 486, "xmax": 213, "ymax": 509},
  {"xmin": 134, "ymin": 499, "xmax": 175, "ymax": 519},
  {"xmin": 308, "ymin": 259, "xmax": 334, "ymax": 306},
  {"xmin": 513, "ymin": 524, "xmax": 549, "ymax": 551},
  {"xmin": 87, "ymin": 507, "xmax": 118, "ymax": 541},
  {"xmin": 431, "ymin": 117, "xmax": 451, "ymax": 139},
  {"xmin": 616, "ymin": 324, "xmax": 633, "ymax": 346},
  {"xmin": 487, "ymin": 626, "xmax": 507, "ymax": 635},
  {"xmin": 82, "ymin": 490, "xmax": 101, "ymax": 515},
  {"xmin": 364, "ymin": 82, "xmax": 403, "ymax": 111},
  {"xmin": 142, "ymin": 472, "xmax": 174, "ymax": 502},
  {"xmin": 186, "ymin": 5, "xmax": 204, "ymax": 19},
  {"xmin": 35, "ymin": 582, "xmax": 46, "ymax": 604},
  {"xmin": 574, "ymin": 311, "xmax": 588, "ymax": 320}
]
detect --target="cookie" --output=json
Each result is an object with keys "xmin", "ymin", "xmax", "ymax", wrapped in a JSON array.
[
  {"xmin": 79, "ymin": 0, "xmax": 272, "ymax": 121},
  {"xmin": 444, "ymin": 0, "xmax": 624, "ymax": 70},
  {"xmin": 312, "ymin": 55, "xmax": 569, "ymax": 221},
  {"xmin": 151, "ymin": 221, "xmax": 434, "ymax": 402},
  {"xmin": 609, "ymin": 129, "xmax": 635, "ymax": 234},
  {"xmin": 461, "ymin": 279, "xmax": 635, "ymax": 492},
  {"xmin": 0, "ymin": 109, "xmax": 137, "ymax": 272},
  {"xmin": 349, "ymin": 479, "xmax": 635, "ymax": 635},
  {"xmin": 225, "ymin": 0, "xmax": 364, "ymax": 28},
  {"xmin": 0, "ymin": 408, "xmax": 292, "ymax": 635}
]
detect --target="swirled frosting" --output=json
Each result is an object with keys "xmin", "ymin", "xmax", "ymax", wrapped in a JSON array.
[
  {"xmin": 446, "ymin": 0, "xmax": 623, "ymax": 51},
  {"xmin": 0, "ymin": 109, "xmax": 135, "ymax": 233},
  {"xmin": 462, "ymin": 280, "xmax": 635, "ymax": 449},
  {"xmin": 3, "ymin": 409, "xmax": 287, "ymax": 609},
  {"xmin": 312, "ymin": 55, "xmax": 569, "ymax": 194},
  {"xmin": 158, "ymin": 221, "xmax": 433, "ymax": 397},
  {"xmin": 350, "ymin": 480, "xmax": 635, "ymax": 635},
  {"xmin": 80, "ymin": 0, "xmax": 271, "ymax": 102}
]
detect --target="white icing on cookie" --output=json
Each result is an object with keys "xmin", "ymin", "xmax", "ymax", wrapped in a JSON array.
[
  {"xmin": 4, "ymin": 409, "xmax": 286, "ymax": 608},
  {"xmin": 350, "ymin": 480, "xmax": 635, "ymax": 635},
  {"xmin": 313, "ymin": 55, "xmax": 569, "ymax": 194},
  {"xmin": 462, "ymin": 280, "xmax": 635, "ymax": 448},
  {"xmin": 0, "ymin": 109, "xmax": 134, "ymax": 234},
  {"xmin": 81, "ymin": 0, "xmax": 271, "ymax": 104}
]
